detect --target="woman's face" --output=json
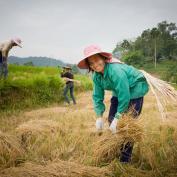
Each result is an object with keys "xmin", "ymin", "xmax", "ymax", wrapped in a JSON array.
[{"xmin": 87, "ymin": 54, "xmax": 105, "ymax": 73}]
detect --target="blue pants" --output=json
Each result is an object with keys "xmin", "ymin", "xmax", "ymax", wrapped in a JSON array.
[
  {"xmin": 108, "ymin": 96, "xmax": 144, "ymax": 162},
  {"xmin": 63, "ymin": 82, "xmax": 76, "ymax": 104}
]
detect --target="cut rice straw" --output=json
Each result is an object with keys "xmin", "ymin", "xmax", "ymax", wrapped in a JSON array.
[
  {"xmin": 140, "ymin": 70, "xmax": 177, "ymax": 120},
  {"xmin": 16, "ymin": 119, "xmax": 65, "ymax": 149},
  {"xmin": 0, "ymin": 160, "xmax": 112, "ymax": 177},
  {"xmin": 16, "ymin": 119, "xmax": 62, "ymax": 136},
  {"xmin": 93, "ymin": 116, "xmax": 144, "ymax": 166},
  {"xmin": 0, "ymin": 131, "xmax": 24, "ymax": 168}
]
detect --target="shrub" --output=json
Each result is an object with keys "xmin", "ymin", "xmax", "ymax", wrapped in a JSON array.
[{"xmin": 122, "ymin": 51, "xmax": 145, "ymax": 67}]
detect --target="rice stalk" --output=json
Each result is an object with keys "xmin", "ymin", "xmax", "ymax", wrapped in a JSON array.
[
  {"xmin": 0, "ymin": 160, "xmax": 112, "ymax": 177},
  {"xmin": 0, "ymin": 130, "xmax": 24, "ymax": 168},
  {"xmin": 140, "ymin": 70, "xmax": 177, "ymax": 120}
]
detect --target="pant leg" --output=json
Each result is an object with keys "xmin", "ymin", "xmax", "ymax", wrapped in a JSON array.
[
  {"xmin": 120, "ymin": 97, "xmax": 144, "ymax": 162},
  {"xmin": 0, "ymin": 63, "xmax": 3, "ymax": 78},
  {"xmin": 63, "ymin": 84, "xmax": 70, "ymax": 104},
  {"xmin": 128, "ymin": 97, "xmax": 144, "ymax": 118},
  {"xmin": 3, "ymin": 62, "xmax": 8, "ymax": 79},
  {"xmin": 69, "ymin": 83, "xmax": 76, "ymax": 104},
  {"xmin": 0, "ymin": 52, "xmax": 3, "ymax": 78},
  {"xmin": 108, "ymin": 96, "xmax": 118, "ymax": 125}
]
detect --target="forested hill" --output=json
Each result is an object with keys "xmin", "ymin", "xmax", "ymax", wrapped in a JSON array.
[{"xmin": 8, "ymin": 56, "xmax": 67, "ymax": 67}]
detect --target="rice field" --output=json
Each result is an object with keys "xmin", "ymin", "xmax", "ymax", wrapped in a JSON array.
[
  {"xmin": 0, "ymin": 90, "xmax": 177, "ymax": 177},
  {"xmin": 0, "ymin": 65, "xmax": 92, "ymax": 112}
]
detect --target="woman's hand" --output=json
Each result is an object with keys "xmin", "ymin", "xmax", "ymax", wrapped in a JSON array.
[
  {"xmin": 109, "ymin": 118, "xmax": 118, "ymax": 134},
  {"xmin": 95, "ymin": 117, "xmax": 104, "ymax": 131}
]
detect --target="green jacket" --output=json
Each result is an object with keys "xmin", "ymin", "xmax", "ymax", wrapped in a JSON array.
[{"xmin": 92, "ymin": 63, "xmax": 149, "ymax": 119}]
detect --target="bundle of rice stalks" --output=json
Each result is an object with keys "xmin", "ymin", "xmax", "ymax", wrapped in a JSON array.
[
  {"xmin": 0, "ymin": 160, "xmax": 112, "ymax": 177},
  {"xmin": 93, "ymin": 116, "xmax": 144, "ymax": 165},
  {"xmin": 140, "ymin": 70, "xmax": 177, "ymax": 120},
  {"xmin": 16, "ymin": 119, "xmax": 64, "ymax": 144},
  {"xmin": 0, "ymin": 131, "xmax": 24, "ymax": 168}
]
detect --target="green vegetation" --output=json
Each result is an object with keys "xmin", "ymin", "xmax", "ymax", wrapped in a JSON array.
[
  {"xmin": 0, "ymin": 65, "xmax": 92, "ymax": 112},
  {"xmin": 9, "ymin": 56, "xmax": 66, "ymax": 67}
]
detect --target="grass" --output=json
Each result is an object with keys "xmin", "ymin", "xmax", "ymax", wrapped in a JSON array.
[{"xmin": 139, "ymin": 60, "xmax": 177, "ymax": 80}]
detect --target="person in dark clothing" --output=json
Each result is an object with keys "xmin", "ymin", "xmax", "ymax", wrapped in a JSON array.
[{"xmin": 61, "ymin": 66, "xmax": 76, "ymax": 105}]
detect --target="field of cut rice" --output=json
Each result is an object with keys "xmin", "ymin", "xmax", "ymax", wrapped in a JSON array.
[{"xmin": 0, "ymin": 90, "xmax": 177, "ymax": 177}]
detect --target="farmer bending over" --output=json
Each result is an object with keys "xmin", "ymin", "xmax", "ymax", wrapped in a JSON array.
[
  {"xmin": 77, "ymin": 45, "xmax": 149, "ymax": 163},
  {"xmin": 61, "ymin": 66, "xmax": 76, "ymax": 105},
  {"xmin": 0, "ymin": 38, "xmax": 22, "ymax": 79}
]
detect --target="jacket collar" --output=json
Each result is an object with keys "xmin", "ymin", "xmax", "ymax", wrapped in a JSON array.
[{"xmin": 103, "ymin": 63, "xmax": 108, "ymax": 78}]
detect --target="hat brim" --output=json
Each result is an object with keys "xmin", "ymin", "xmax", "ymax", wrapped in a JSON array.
[
  {"xmin": 13, "ymin": 40, "xmax": 22, "ymax": 48},
  {"xmin": 15, "ymin": 42, "xmax": 22, "ymax": 48},
  {"xmin": 63, "ymin": 66, "xmax": 71, "ymax": 69},
  {"xmin": 77, "ymin": 52, "xmax": 112, "ymax": 69}
]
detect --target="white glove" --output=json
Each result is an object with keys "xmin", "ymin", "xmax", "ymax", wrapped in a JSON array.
[
  {"xmin": 95, "ymin": 117, "xmax": 104, "ymax": 131},
  {"xmin": 109, "ymin": 118, "xmax": 118, "ymax": 134}
]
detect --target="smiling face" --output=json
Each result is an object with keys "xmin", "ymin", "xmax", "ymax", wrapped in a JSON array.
[{"xmin": 87, "ymin": 54, "xmax": 105, "ymax": 73}]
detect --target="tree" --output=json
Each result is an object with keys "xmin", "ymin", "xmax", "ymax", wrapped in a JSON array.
[
  {"xmin": 121, "ymin": 40, "xmax": 131, "ymax": 50},
  {"xmin": 113, "ymin": 21, "xmax": 177, "ymax": 65},
  {"xmin": 157, "ymin": 21, "xmax": 177, "ymax": 59},
  {"xmin": 150, "ymin": 28, "xmax": 160, "ymax": 68},
  {"xmin": 122, "ymin": 51, "xmax": 144, "ymax": 67}
]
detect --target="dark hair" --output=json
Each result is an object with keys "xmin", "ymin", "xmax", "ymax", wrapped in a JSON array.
[
  {"xmin": 85, "ymin": 58, "xmax": 93, "ymax": 73},
  {"xmin": 86, "ymin": 54, "xmax": 107, "ymax": 73}
]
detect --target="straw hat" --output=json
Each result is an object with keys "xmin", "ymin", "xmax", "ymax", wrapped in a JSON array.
[
  {"xmin": 11, "ymin": 37, "xmax": 22, "ymax": 48},
  {"xmin": 77, "ymin": 45, "xmax": 112, "ymax": 69}
]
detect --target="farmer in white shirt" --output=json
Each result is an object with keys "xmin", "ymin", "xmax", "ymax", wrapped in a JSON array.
[{"xmin": 0, "ymin": 38, "xmax": 22, "ymax": 79}]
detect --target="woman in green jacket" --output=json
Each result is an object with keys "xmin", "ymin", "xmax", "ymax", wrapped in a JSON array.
[{"xmin": 77, "ymin": 45, "xmax": 149, "ymax": 162}]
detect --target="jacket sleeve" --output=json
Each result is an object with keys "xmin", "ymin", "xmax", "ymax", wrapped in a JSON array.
[
  {"xmin": 2, "ymin": 44, "xmax": 9, "ymax": 59},
  {"xmin": 92, "ymin": 76, "xmax": 105, "ymax": 117},
  {"xmin": 110, "ymin": 65, "xmax": 130, "ymax": 119},
  {"xmin": 2, "ymin": 49, "xmax": 8, "ymax": 61}
]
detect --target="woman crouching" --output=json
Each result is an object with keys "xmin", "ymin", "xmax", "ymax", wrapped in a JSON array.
[{"xmin": 77, "ymin": 45, "xmax": 149, "ymax": 163}]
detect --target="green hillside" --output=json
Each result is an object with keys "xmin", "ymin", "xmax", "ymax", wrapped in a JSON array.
[{"xmin": 8, "ymin": 56, "xmax": 67, "ymax": 67}]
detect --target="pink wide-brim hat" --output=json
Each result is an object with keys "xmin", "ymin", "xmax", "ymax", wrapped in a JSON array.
[
  {"xmin": 11, "ymin": 38, "xmax": 22, "ymax": 48},
  {"xmin": 77, "ymin": 45, "xmax": 112, "ymax": 69}
]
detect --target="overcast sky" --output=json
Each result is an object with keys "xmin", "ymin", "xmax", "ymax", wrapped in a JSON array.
[{"xmin": 0, "ymin": 0, "xmax": 177, "ymax": 64}]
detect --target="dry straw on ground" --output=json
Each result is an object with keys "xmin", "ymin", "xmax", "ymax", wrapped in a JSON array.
[
  {"xmin": 0, "ymin": 160, "xmax": 112, "ymax": 177},
  {"xmin": 0, "ymin": 130, "xmax": 24, "ymax": 168},
  {"xmin": 16, "ymin": 119, "xmax": 64, "ymax": 144},
  {"xmin": 16, "ymin": 119, "xmax": 62, "ymax": 135},
  {"xmin": 93, "ymin": 116, "xmax": 144, "ymax": 165}
]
